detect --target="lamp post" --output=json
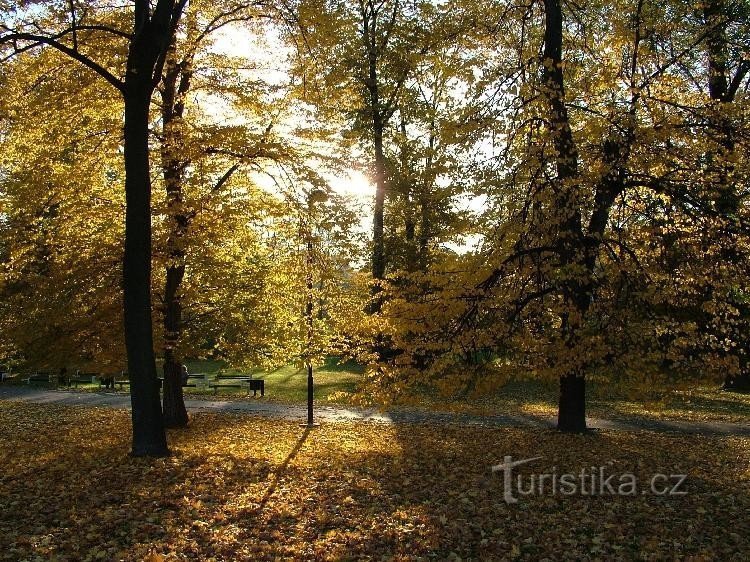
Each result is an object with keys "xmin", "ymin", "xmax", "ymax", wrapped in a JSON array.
[{"xmin": 303, "ymin": 188, "xmax": 328, "ymax": 427}]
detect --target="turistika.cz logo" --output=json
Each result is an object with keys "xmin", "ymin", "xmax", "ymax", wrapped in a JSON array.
[{"xmin": 491, "ymin": 456, "xmax": 687, "ymax": 504}]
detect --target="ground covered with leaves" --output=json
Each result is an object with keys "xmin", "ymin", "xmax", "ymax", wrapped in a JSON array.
[{"xmin": 1, "ymin": 401, "xmax": 749, "ymax": 561}]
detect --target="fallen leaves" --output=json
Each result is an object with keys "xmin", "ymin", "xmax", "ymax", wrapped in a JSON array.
[{"xmin": 0, "ymin": 401, "xmax": 748, "ymax": 560}]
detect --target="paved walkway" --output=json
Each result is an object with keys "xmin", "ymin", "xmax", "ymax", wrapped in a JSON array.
[{"xmin": 1, "ymin": 386, "xmax": 748, "ymax": 436}]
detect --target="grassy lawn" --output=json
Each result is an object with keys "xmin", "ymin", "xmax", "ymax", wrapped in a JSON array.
[
  {"xmin": 182, "ymin": 357, "xmax": 364, "ymax": 404},
  {"xmin": 1, "ymin": 401, "xmax": 749, "ymax": 560}
]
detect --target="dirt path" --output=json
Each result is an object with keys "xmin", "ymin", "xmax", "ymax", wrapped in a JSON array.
[{"xmin": 1, "ymin": 385, "xmax": 748, "ymax": 435}]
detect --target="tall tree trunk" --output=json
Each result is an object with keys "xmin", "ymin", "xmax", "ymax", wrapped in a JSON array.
[
  {"xmin": 399, "ymin": 117, "xmax": 417, "ymax": 269},
  {"xmin": 372, "ymin": 123, "xmax": 387, "ymax": 282},
  {"xmin": 362, "ymin": 2, "xmax": 388, "ymax": 299},
  {"xmin": 160, "ymin": 40, "xmax": 191, "ymax": 428},
  {"xmin": 417, "ymin": 124, "xmax": 435, "ymax": 272},
  {"xmin": 121, "ymin": 0, "xmax": 187, "ymax": 456},
  {"xmin": 542, "ymin": 0, "xmax": 588, "ymax": 432},
  {"xmin": 702, "ymin": 0, "xmax": 750, "ymax": 392},
  {"xmin": 123, "ymin": 89, "xmax": 169, "ymax": 456}
]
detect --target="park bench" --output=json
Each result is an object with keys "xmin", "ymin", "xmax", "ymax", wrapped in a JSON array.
[
  {"xmin": 68, "ymin": 372, "xmax": 98, "ymax": 387},
  {"xmin": 102, "ymin": 378, "xmax": 161, "ymax": 391},
  {"xmin": 183, "ymin": 373, "xmax": 209, "ymax": 389},
  {"xmin": 211, "ymin": 375, "xmax": 265, "ymax": 396},
  {"xmin": 113, "ymin": 379, "xmax": 131, "ymax": 390},
  {"xmin": 25, "ymin": 373, "xmax": 52, "ymax": 384}
]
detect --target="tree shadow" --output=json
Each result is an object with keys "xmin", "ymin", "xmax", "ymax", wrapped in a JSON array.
[{"xmin": 3, "ymin": 401, "xmax": 749, "ymax": 559}]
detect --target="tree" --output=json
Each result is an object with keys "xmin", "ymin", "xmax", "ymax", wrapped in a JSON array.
[
  {"xmin": 291, "ymin": 0, "xmax": 437, "ymax": 291},
  {"xmin": 155, "ymin": 0, "xmax": 272, "ymax": 427},
  {"xmin": 1, "ymin": 0, "xmax": 188, "ymax": 456},
  {"xmin": 701, "ymin": 0, "xmax": 750, "ymax": 391},
  {"xmin": 0, "ymin": 48, "xmax": 125, "ymax": 376},
  {"xmin": 370, "ymin": 0, "xmax": 750, "ymax": 429}
]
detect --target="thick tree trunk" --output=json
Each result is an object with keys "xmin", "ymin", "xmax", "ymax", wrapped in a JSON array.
[
  {"xmin": 702, "ymin": 0, "xmax": 749, "ymax": 392},
  {"xmin": 542, "ymin": 0, "xmax": 589, "ymax": 432},
  {"xmin": 363, "ymin": 5, "xmax": 387, "ymax": 294},
  {"xmin": 163, "ymin": 355, "xmax": 188, "ymax": 427},
  {"xmin": 558, "ymin": 372, "xmax": 587, "ymax": 432},
  {"xmin": 120, "ymin": 0, "xmax": 188, "ymax": 456},
  {"xmin": 123, "ymin": 91, "xmax": 169, "ymax": 457},
  {"xmin": 162, "ymin": 266, "xmax": 188, "ymax": 427},
  {"xmin": 724, "ymin": 372, "xmax": 750, "ymax": 392}
]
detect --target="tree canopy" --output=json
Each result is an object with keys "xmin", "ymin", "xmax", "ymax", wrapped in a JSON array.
[{"xmin": 1, "ymin": 0, "xmax": 749, "ymax": 449}]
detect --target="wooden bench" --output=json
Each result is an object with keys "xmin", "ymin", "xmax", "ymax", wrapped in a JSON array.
[
  {"xmin": 25, "ymin": 373, "xmax": 52, "ymax": 384},
  {"xmin": 113, "ymin": 379, "xmax": 131, "ymax": 390},
  {"xmin": 102, "ymin": 379, "xmax": 161, "ymax": 391},
  {"xmin": 68, "ymin": 373, "xmax": 98, "ymax": 387},
  {"xmin": 183, "ymin": 373, "xmax": 209, "ymax": 389},
  {"xmin": 211, "ymin": 376, "xmax": 265, "ymax": 396}
]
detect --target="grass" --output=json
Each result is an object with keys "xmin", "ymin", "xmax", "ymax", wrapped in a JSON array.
[
  {"xmin": 182, "ymin": 357, "xmax": 364, "ymax": 404},
  {"xmin": 1, "ymin": 401, "xmax": 748, "ymax": 560}
]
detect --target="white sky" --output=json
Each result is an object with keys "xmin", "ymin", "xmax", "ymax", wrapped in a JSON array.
[
  {"xmin": 209, "ymin": 21, "xmax": 483, "ymax": 254},
  {"xmin": 210, "ymin": 23, "xmax": 376, "ymax": 200}
]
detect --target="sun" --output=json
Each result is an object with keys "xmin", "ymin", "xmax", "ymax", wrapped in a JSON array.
[{"xmin": 329, "ymin": 170, "xmax": 373, "ymax": 198}]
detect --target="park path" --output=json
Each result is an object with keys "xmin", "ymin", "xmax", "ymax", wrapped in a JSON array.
[{"xmin": 0, "ymin": 385, "xmax": 748, "ymax": 436}]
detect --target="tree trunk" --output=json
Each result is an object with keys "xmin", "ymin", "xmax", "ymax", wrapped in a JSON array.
[
  {"xmin": 558, "ymin": 371, "xmax": 587, "ymax": 432},
  {"xmin": 159, "ymin": 40, "xmax": 191, "ymax": 428},
  {"xmin": 363, "ymin": 4, "xmax": 387, "ymax": 294},
  {"xmin": 702, "ymin": 0, "xmax": 749, "ymax": 392},
  {"xmin": 399, "ymin": 117, "xmax": 417, "ymax": 269},
  {"xmin": 123, "ymin": 91, "xmax": 169, "ymax": 457},
  {"xmin": 162, "ymin": 266, "xmax": 188, "ymax": 427},
  {"xmin": 417, "ymin": 124, "xmax": 436, "ymax": 271},
  {"xmin": 542, "ymin": 0, "xmax": 589, "ymax": 432},
  {"xmin": 121, "ymin": 0, "xmax": 187, "ymax": 456},
  {"xmin": 372, "ymin": 126, "xmax": 387, "ymax": 281},
  {"xmin": 724, "ymin": 372, "xmax": 750, "ymax": 392},
  {"xmin": 163, "ymin": 354, "xmax": 188, "ymax": 427}
]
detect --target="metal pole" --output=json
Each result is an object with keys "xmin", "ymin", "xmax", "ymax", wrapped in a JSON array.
[
  {"xmin": 305, "ymin": 203, "xmax": 315, "ymax": 426},
  {"xmin": 303, "ymin": 189, "xmax": 327, "ymax": 428}
]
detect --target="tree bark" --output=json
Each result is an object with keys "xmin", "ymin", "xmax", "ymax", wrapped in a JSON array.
[
  {"xmin": 122, "ymin": 0, "xmax": 187, "ymax": 456},
  {"xmin": 372, "ymin": 123, "xmax": 387, "ymax": 282},
  {"xmin": 123, "ymin": 89, "xmax": 169, "ymax": 456},
  {"xmin": 361, "ymin": 1, "xmax": 390, "ymax": 302},
  {"xmin": 702, "ymin": 0, "xmax": 750, "ymax": 391},
  {"xmin": 542, "ymin": 0, "xmax": 588, "ymax": 433},
  {"xmin": 159, "ymin": 39, "xmax": 191, "ymax": 428},
  {"xmin": 558, "ymin": 371, "xmax": 587, "ymax": 433}
]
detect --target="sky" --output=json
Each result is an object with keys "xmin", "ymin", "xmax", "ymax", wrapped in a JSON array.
[
  {"xmin": 209, "ymin": 18, "xmax": 483, "ymax": 254},
  {"xmin": 210, "ymin": 22, "xmax": 376, "ymax": 201}
]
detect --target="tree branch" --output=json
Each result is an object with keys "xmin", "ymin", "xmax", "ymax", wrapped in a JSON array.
[{"xmin": 0, "ymin": 31, "xmax": 124, "ymax": 93}]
